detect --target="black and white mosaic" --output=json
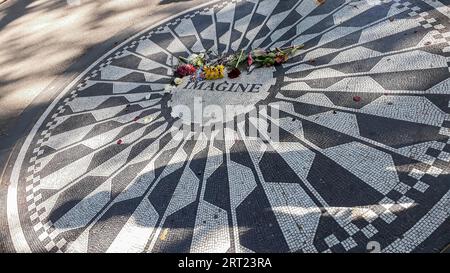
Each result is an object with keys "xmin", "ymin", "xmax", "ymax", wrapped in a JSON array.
[{"xmin": 6, "ymin": 0, "xmax": 450, "ymax": 253}]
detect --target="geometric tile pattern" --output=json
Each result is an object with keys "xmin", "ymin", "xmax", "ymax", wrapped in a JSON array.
[{"xmin": 6, "ymin": 0, "xmax": 450, "ymax": 253}]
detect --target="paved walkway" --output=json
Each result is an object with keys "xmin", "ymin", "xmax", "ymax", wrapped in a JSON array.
[{"xmin": 1, "ymin": 0, "xmax": 450, "ymax": 253}]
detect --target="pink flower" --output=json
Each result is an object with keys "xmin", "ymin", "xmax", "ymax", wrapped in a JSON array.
[
  {"xmin": 275, "ymin": 52, "xmax": 288, "ymax": 64},
  {"xmin": 247, "ymin": 53, "xmax": 253, "ymax": 66}
]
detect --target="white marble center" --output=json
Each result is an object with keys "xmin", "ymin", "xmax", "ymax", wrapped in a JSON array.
[{"xmin": 169, "ymin": 67, "xmax": 276, "ymax": 124}]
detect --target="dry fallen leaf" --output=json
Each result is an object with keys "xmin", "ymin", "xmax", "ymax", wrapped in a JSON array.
[
  {"xmin": 142, "ymin": 116, "xmax": 153, "ymax": 124},
  {"xmin": 160, "ymin": 228, "xmax": 169, "ymax": 241},
  {"xmin": 316, "ymin": 0, "xmax": 326, "ymax": 6}
]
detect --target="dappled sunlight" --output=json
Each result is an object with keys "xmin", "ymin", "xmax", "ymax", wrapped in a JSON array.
[{"xmin": 0, "ymin": 0, "xmax": 207, "ymax": 134}]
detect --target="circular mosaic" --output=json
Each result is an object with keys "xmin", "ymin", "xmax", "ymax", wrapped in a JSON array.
[{"xmin": 7, "ymin": 0, "xmax": 450, "ymax": 253}]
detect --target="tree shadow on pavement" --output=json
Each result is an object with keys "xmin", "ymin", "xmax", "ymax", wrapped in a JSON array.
[
  {"xmin": 0, "ymin": 0, "xmax": 207, "ymax": 179},
  {"xmin": 159, "ymin": 0, "xmax": 194, "ymax": 5}
]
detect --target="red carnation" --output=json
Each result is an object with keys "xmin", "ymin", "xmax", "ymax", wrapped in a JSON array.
[{"xmin": 176, "ymin": 64, "xmax": 196, "ymax": 77}]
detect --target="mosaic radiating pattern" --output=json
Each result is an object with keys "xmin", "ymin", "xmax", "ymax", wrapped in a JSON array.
[{"xmin": 7, "ymin": 0, "xmax": 450, "ymax": 253}]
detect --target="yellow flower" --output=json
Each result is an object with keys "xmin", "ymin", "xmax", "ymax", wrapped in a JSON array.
[{"xmin": 202, "ymin": 65, "xmax": 225, "ymax": 80}]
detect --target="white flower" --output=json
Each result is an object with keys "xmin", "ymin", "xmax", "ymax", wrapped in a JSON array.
[
  {"xmin": 187, "ymin": 54, "xmax": 198, "ymax": 63},
  {"xmin": 174, "ymin": 78, "xmax": 183, "ymax": 85}
]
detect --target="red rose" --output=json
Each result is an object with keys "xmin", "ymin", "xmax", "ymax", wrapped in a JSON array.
[{"xmin": 228, "ymin": 68, "xmax": 241, "ymax": 79}]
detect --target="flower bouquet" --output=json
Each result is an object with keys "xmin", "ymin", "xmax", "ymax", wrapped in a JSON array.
[{"xmin": 171, "ymin": 44, "xmax": 303, "ymax": 85}]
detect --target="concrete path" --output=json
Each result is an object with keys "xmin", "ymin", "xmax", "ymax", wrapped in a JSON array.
[{"xmin": 1, "ymin": 0, "xmax": 450, "ymax": 253}]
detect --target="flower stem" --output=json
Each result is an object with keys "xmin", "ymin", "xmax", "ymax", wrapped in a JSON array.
[
  {"xmin": 179, "ymin": 56, "xmax": 189, "ymax": 64},
  {"xmin": 235, "ymin": 49, "xmax": 244, "ymax": 69},
  {"xmin": 269, "ymin": 44, "xmax": 304, "ymax": 53}
]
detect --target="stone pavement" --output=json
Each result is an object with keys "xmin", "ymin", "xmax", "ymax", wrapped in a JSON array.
[{"xmin": 1, "ymin": 0, "xmax": 450, "ymax": 253}]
